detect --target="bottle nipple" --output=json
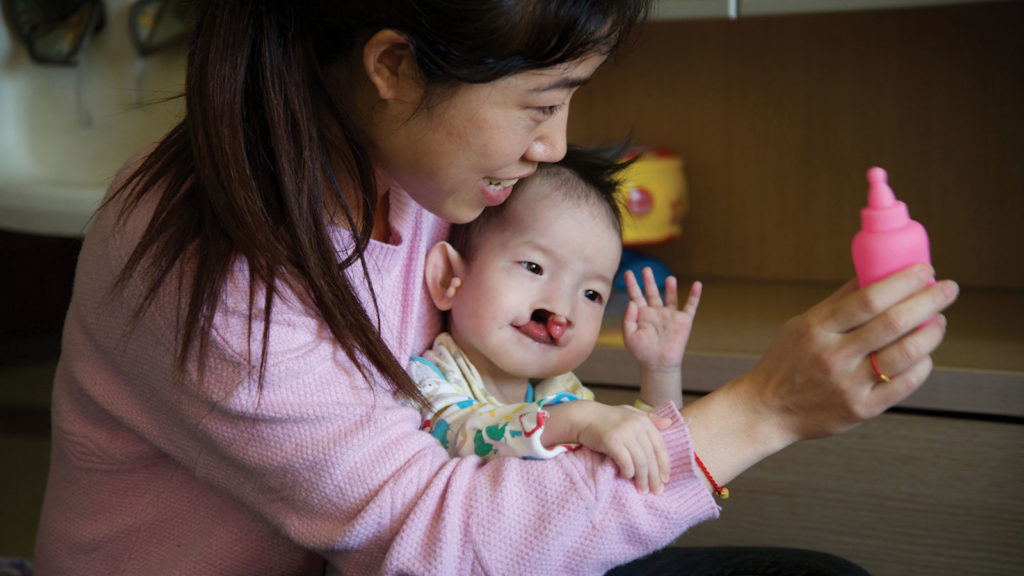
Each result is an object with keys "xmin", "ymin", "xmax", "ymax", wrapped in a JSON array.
[
  {"xmin": 866, "ymin": 167, "xmax": 895, "ymax": 208},
  {"xmin": 861, "ymin": 166, "xmax": 908, "ymax": 231}
]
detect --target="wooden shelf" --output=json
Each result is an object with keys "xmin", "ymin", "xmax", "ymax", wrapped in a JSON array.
[{"xmin": 577, "ymin": 281, "xmax": 1024, "ymax": 418}]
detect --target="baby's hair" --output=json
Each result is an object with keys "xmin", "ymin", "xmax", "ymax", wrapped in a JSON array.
[{"xmin": 449, "ymin": 143, "xmax": 633, "ymax": 262}]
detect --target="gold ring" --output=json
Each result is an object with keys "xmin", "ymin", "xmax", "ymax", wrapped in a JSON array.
[{"xmin": 870, "ymin": 352, "xmax": 891, "ymax": 383}]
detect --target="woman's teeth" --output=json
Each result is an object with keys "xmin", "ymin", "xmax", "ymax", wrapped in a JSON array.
[{"xmin": 485, "ymin": 178, "xmax": 519, "ymax": 190}]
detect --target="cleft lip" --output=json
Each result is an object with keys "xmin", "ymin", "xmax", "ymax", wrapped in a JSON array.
[
  {"xmin": 515, "ymin": 309, "xmax": 556, "ymax": 345},
  {"xmin": 531, "ymin": 309, "xmax": 551, "ymax": 324},
  {"xmin": 519, "ymin": 309, "xmax": 567, "ymax": 343}
]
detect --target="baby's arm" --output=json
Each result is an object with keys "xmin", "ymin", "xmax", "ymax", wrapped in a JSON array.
[
  {"xmin": 408, "ymin": 358, "xmax": 581, "ymax": 460},
  {"xmin": 409, "ymin": 358, "xmax": 671, "ymax": 493},
  {"xmin": 622, "ymin": 267, "xmax": 703, "ymax": 409},
  {"xmin": 543, "ymin": 401, "xmax": 672, "ymax": 495}
]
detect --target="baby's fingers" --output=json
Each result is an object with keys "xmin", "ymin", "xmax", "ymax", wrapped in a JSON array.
[
  {"xmin": 681, "ymin": 281, "xmax": 703, "ymax": 317},
  {"xmin": 640, "ymin": 267, "xmax": 664, "ymax": 307},
  {"xmin": 625, "ymin": 268, "xmax": 668, "ymax": 308},
  {"xmin": 606, "ymin": 440, "xmax": 636, "ymax": 481},
  {"xmin": 624, "ymin": 269, "xmax": 645, "ymax": 306},
  {"xmin": 607, "ymin": 440, "xmax": 655, "ymax": 494},
  {"xmin": 642, "ymin": 441, "xmax": 668, "ymax": 495},
  {"xmin": 626, "ymin": 441, "xmax": 656, "ymax": 495},
  {"xmin": 630, "ymin": 435, "xmax": 668, "ymax": 495},
  {"xmin": 633, "ymin": 455, "xmax": 652, "ymax": 495}
]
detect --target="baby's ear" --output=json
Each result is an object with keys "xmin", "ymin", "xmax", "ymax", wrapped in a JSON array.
[{"xmin": 424, "ymin": 241, "xmax": 465, "ymax": 311}]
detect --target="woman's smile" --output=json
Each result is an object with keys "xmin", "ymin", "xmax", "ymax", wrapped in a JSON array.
[{"xmin": 480, "ymin": 178, "xmax": 519, "ymax": 206}]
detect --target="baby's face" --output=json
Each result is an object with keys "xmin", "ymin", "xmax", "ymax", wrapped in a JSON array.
[{"xmin": 447, "ymin": 180, "xmax": 622, "ymax": 385}]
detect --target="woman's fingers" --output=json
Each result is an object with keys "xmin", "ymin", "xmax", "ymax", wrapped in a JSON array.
[
  {"xmin": 854, "ymin": 278, "xmax": 958, "ymax": 357},
  {"xmin": 866, "ymin": 313, "xmax": 947, "ymax": 389},
  {"xmin": 733, "ymin": 266, "xmax": 958, "ymax": 446},
  {"xmin": 868, "ymin": 354, "xmax": 934, "ymax": 414},
  {"xmin": 844, "ymin": 307, "xmax": 948, "ymax": 423},
  {"xmin": 823, "ymin": 264, "xmax": 936, "ymax": 333}
]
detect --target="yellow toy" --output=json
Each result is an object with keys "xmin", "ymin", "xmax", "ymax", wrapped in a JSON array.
[
  {"xmin": 617, "ymin": 148, "xmax": 688, "ymax": 246},
  {"xmin": 614, "ymin": 149, "xmax": 689, "ymax": 290}
]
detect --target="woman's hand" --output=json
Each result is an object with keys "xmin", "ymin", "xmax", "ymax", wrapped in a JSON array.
[
  {"xmin": 752, "ymin": 263, "xmax": 957, "ymax": 442},
  {"xmin": 682, "ymin": 264, "xmax": 959, "ymax": 488}
]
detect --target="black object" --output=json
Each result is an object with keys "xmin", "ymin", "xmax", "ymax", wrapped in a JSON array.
[{"xmin": 2, "ymin": 0, "xmax": 105, "ymax": 65}]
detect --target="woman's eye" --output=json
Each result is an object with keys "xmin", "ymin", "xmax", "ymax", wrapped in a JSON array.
[
  {"xmin": 535, "ymin": 104, "xmax": 563, "ymax": 118},
  {"xmin": 520, "ymin": 261, "xmax": 543, "ymax": 275},
  {"xmin": 584, "ymin": 289, "xmax": 603, "ymax": 303}
]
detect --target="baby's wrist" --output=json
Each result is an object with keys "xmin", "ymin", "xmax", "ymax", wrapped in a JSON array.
[
  {"xmin": 541, "ymin": 401, "xmax": 593, "ymax": 446},
  {"xmin": 639, "ymin": 361, "xmax": 680, "ymax": 382},
  {"xmin": 639, "ymin": 364, "xmax": 683, "ymax": 395},
  {"xmin": 639, "ymin": 362, "xmax": 683, "ymax": 379}
]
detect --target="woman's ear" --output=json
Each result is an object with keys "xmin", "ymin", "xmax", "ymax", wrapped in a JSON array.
[
  {"xmin": 362, "ymin": 29, "xmax": 421, "ymax": 102},
  {"xmin": 424, "ymin": 241, "xmax": 465, "ymax": 312}
]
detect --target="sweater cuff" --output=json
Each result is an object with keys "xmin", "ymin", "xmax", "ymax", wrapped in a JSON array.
[{"xmin": 651, "ymin": 403, "xmax": 721, "ymax": 521}]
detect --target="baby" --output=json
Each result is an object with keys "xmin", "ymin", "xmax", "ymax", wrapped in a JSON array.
[{"xmin": 408, "ymin": 146, "xmax": 702, "ymax": 494}]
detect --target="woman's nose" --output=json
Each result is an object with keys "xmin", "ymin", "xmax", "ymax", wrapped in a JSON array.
[{"xmin": 523, "ymin": 109, "xmax": 568, "ymax": 164}]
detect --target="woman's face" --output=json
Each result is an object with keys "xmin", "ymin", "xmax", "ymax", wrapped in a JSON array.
[{"xmin": 369, "ymin": 52, "xmax": 607, "ymax": 224}]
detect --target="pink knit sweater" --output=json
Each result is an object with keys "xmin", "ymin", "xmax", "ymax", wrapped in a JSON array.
[{"xmin": 33, "ymin": 168, "xmax": 718, "ymax": 575}]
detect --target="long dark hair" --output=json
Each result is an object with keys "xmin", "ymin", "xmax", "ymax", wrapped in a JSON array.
[{"xmin": 109, "ymin": 0, "xmax": 652, "ymax": 402}]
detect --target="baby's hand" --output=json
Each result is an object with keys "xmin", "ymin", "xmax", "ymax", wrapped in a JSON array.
[
  {"xmin": 572, "ymin": 402, "xmax": 672, "ymax": 494},
  {"xmin": 623, "ymin": 268, "xmax": 702, "ymax": 408},
  {"xmin": 623, "ymin": 268, "xmax": 702, "ymax": 372}
]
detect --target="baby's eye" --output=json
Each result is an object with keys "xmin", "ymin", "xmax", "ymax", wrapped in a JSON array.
[
  {"xmin": 584, "ymin": 289, "xmax": 603, "ymax": 303},
  {"xmin": 520, "ymin": 261, "xmax": 543, "ymax": 275}
]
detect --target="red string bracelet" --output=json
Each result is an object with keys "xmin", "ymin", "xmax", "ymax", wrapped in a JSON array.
[{"xmin": 694, "ymin": 452, "xmax": 729, "ymax": 499}]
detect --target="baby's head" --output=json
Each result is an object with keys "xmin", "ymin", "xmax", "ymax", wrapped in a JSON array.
[{"xmin": 425, "ymin": 145, "xmax": 629, "ymax": 384}]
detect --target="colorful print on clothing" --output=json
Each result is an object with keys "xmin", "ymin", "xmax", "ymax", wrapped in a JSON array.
[{"xmin": 406, "ymin": 332, "xmax": 594, "ymax": 460}]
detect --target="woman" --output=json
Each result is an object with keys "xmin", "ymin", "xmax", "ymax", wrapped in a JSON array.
[{"xmin": 33, "ymin": 1, "xmax": 957, "ymax": 574}]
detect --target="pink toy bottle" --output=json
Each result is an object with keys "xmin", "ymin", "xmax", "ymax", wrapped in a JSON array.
[{"xmin": 852, "ymin": 167, "xmax": 933, "ymax": 288}]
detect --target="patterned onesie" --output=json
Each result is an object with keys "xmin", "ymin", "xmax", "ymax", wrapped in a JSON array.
[{"xmin": 407, "ymin": 332, "xmax": 597, "ymax": 459}]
